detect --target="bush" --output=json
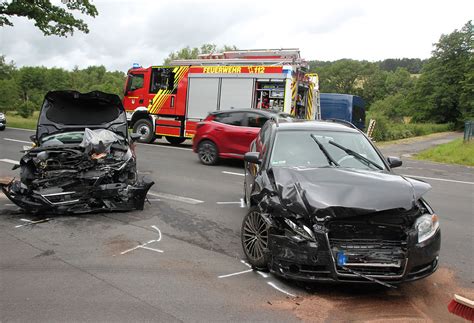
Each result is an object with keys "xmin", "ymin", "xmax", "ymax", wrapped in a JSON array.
[
  {"xmin": 367, "ymin": 113, "xmax": 454, "ymax": 141},
  {"xmin": 17, "ymin": 101, "xmax": 35, "ymax": 118}
]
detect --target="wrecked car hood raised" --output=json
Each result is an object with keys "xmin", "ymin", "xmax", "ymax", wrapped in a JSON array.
[
  {"xmin": 37, "ymin": 90, "xmax": 128, "ymax": 142},
  {"xmin": 271, "ymin": 167, "xmax": 431, "ymax": 215}
]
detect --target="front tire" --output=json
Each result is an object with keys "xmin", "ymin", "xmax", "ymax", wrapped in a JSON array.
[
  {"xmin": 166, "ymin": 136, "xmax": 186, "ymax": 145},
  {"xmin": 241, "ymin": 207, "xmax": 269, "ymax": 269},
  {"xmin": 133, "ymin": 119, "xmax": 155, "ymax": 143},
  {"xmin": 197, "ymin": 140, "xmax": 219, "ymax": 165}
]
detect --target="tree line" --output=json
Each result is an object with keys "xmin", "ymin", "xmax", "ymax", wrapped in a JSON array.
[
  {"xmin": 0, "ymin": 61, "xmax": 125, "ymax": 117},
  {"xmin": 0, "ymin": 21, "xmax": 471, "ymax": 127}
]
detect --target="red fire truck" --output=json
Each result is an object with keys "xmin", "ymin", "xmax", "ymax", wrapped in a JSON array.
[{"xmin": 123, "ymin": 49, "xmax": 320, "ymax": 144}]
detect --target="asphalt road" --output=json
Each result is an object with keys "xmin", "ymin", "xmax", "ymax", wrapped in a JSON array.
[{"xmin": 1, "ymin": 127, "xmax": 473, "ymax": 322}]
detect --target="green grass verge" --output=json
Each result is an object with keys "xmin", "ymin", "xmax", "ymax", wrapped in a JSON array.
[
  {"xmin": 415, "ymin": 138, "xmax": 474, "ymax": 166},
  {"xmin": 5, "ymin": 111, "xmax": 39, "ymax": 130}
]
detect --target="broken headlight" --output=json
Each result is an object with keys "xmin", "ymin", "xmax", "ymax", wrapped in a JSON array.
[
  {"xmin": 284, "ymin": 218, "xmax": 316, "ymax": 242},
  {"xmin": 415, "ymin": 213, "xmax": 439, "ymax": 243}
]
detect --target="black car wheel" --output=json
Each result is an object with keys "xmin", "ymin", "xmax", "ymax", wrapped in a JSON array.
[
  {"xmin": 241, "ymin": 207, "xmax": 269, "ymax": 269},
  {"xmin": 197, "ymin": 140, "xmax": 218, "ymax": 165},
  {"xmin": 133, "ymin": 119, "xmax": 155, "ymax": 143},
  {"xmin": 166, "ymin": 136, "xmax": 186, "ymax": 145}
]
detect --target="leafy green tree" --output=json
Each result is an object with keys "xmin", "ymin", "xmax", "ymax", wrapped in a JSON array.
[
  {"xmin": 317, "ymin": 59, "xmax": 374, "ymax": 94},
  {"xmin": 0, "ymin": 0, "xmax": 98, "ymax": 37},
  {"xmin": 409, "ymin": 21, "xmax": 473, "ymax": 124},
  {"xmin": 163, "ymin": 44, "xmax": 238, "ymax": 64}
]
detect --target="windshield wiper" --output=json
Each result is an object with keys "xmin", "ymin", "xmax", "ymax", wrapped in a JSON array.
[
  {"xmin": 310, "ymin": 134, "xmax": 339, "ymax": 167},
  {"xmin": 328, "ymin": 140, "xmax": 383, "ymax": 170}
]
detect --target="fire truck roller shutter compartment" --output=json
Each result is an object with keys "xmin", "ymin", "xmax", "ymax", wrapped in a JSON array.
[
  {"xmin": 187, "ymin": 78, "xmax": 220, "ymax": 119},
  {"xmin": 219, "ymin": 78, "xmax": 254, "ymax": 110}
]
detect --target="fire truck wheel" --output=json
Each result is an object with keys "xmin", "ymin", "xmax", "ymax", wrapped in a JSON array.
[
  {"xmin": 133, "ymin": 119, "xmax": 155, "ymax": 143},
  {"xmin": 198, "ymin": 140, "xmax": 219, "ymax": 165},
  {"xmin": 166, "ymin": 136, "xmax": 186, "ymax": 145}
]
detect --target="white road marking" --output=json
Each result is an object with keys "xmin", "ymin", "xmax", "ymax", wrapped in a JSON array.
[
  {"xmin": 0, "ymin": 159, "xmax": 19, "ymax": 165},
  {"xmin": 267, "ymin": 282, "xmax": 296, "ymax": 297},
  {"xmin": 240, "ymin": 198, "xmax": 245, "ymax": 208},
  {"xmin": 3, "ymin": 127, "xmax": 35, "ymax": 132},
  {"xmin": 216, "ymin": 201, "xmax": 241, "ymax": 205},
  {"xmin": 5, "ymin": 203, "xmax": 15, "ymax": 206},
  {"xmin": 148, "ymin": 191, "xmax": 204, "ymax": 205},
  {"xmin": 147, "ymin": 198, "xmax": 161, "ymax": 202},
  {"xmin": 402, "ymin": 174, "xmax": 474, "ymax": 185},
  {"xmin": 4, "ymin": 138, "xmax": 32, "ymax": 144},
  {"xmin": 136, "ymin": 142, "xmax": 192, "ymax": 151},
  {"xmin": 218, "ymin": 269, "xmax": 253, "ymax": 278},
  {"xmin": 222, "ymin": 171, "xmax": 245, "ymax": 177},
  {"xmin": 121, "ymin": 225, "xmax": 164, "ymax": 255}
]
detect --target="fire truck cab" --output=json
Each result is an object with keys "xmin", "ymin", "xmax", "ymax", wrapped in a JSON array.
[{"xmin": 123, "ymin": 49, "xmax": 320, "ymax": 144}]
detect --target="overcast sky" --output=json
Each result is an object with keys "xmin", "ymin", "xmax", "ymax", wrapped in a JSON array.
[{"xmin": 0, "ymin": 0, "xmax": 472, "ymax": 72}]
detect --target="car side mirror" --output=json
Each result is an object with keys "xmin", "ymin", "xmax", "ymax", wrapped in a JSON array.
[
  {"xmin": 130, "ymin": 133, "xmax": 142, "ymax": 142},
  {"xmin": 387, "ymin": 156, "xmax": 402, "ymax": 168},
  {"xmin": 29, "ymin": 134, "xmax": 37, "ymax": 144},
  {"xmin": 244, "ymin": 152, "xmax": 261, "ymax": 165}
]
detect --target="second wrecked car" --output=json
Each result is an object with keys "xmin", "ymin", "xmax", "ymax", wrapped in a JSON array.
[
  {"xmin": 242, "ymin": 119, "xmax": 440, "ymax": 285},
  {"xmin": 1, "ymin": 90, "xmax": 153, "ymax": 214}
]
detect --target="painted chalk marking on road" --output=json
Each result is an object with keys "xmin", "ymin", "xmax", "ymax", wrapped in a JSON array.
[
  {"xmin": 267, "ymin": 282, "xmax": 296, "ymax": 297},
  {"xmin": 15, "ymin": 218, "xmax": 51, "ymax": 228},
  {"xmin": 0, "ymin": 159, "xmax": 20, "ymax": 165},
  {"xmin": 148, "ymin": 191, "xmax": 204, "ymax": 205},
  {"xmin": 222, "ymin": 171, "xmax": 245, "ymax": 177},
  {"xmin": 218, "ymin": 269, "xmax": 253, "ymax": 278},
  {"xmin": 402, "ymin": 174, "xmax": 474, "ymax": 185},
  {"xmin": 220, "ymin": 260, "xmax": 297, "ymax": 297},
  {"xmin": 4, "ymin": 138, "xmax": 32, "ymax": 144},
  {"xmin": 120, "ymin": 225, "xmax": 164, "ymax": 255}
]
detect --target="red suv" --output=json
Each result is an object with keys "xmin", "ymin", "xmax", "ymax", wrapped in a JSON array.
[{"xmin": 193, "ymin": 109, "xmax": 290, "ymax": 165}]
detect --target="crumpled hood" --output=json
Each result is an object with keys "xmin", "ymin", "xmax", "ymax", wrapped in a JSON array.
[
  {"xmin": 37, "ymin": 90, "xmax": 128, "ymax": 142},
  {"xmin": 271, "ymin": 167, "xmax": 431, "ymax": 217}
]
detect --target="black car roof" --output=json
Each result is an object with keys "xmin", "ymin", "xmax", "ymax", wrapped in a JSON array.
[{"xmin": 273, "ymin": 119, "xmax": 360, "ymax": 133}]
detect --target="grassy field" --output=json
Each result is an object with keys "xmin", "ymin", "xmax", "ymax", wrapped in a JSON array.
[
  {"xmin": 5, "ymin": 111, "xmax": 39, "ymax": 130},
  {"xmin": 415, "ymin": 138, "xmax": 474, "ymax": 166}
]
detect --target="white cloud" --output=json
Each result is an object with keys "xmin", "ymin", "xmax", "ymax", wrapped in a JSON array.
[{"xmin": 0, "ymin": 0, "xmax": 472, "ymax": 71}]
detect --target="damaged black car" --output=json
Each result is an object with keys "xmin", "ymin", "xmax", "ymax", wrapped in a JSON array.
[
  {"xmin": 1, "ymin": 90, "xmax": 154, "ymax": 214},
  {"xmin": 242, "ymin": 119, "xmax": 440, "ymax": 286}
]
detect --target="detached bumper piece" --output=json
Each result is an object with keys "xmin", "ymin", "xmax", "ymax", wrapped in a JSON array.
[{"xmin": 2, "ymin": 178, "xmax": 154, "ymax": 214}]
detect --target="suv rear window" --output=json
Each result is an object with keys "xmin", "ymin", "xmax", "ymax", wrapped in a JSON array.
[{"xmin": 214, "ymin": 112, "xmax": 245, "ymax": 126}]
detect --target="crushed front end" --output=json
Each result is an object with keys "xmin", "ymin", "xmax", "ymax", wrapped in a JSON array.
[
  {"xmin": 1, "ymin": 130, "xmax": 154, "ymax": 214},
  {"xmin": 266, "ymin": 207, "xmax": 440, "ymax": 284}
]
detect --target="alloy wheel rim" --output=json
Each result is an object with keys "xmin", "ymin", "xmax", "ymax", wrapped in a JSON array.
[
  {"xmin": 199, "ymin": 143, "xmax": 216, "ymax": 164},
  {"xmin": 243, "ymin": 211, "xmax": 268, "ymax": 260}
]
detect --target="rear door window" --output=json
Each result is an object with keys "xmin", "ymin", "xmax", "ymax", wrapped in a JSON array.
[
  {"xmin": 214, "ymin": 112, "xmax": 245, "ymax": 126},
  {"xmin": 246, "ymin": 112, "xmax": 269, "ymax": 128}
]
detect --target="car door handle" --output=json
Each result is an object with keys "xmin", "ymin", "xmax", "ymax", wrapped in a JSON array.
[
  {"xmin": 245, "ymin": 131, "xmax": 253, "ymax": 134},
  {"xmin": 215, "ymin": 127, "xmax": 223, "ymax": 131}
]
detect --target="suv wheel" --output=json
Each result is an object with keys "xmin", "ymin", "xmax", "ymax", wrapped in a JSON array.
[
  {"xmin": 166, "ymin": 136, "xmax": 186, "ymax": 145},
  {"xmin": 133, "ymin": 119, "xmax": 155, "ymax": 143},
  {"xmin": 241, "ymin": 206, "xmax": 269, "ymax": 269},
  {"xmin": 197, "ymin": 140, "xmax": 218, "ymax": 165}
]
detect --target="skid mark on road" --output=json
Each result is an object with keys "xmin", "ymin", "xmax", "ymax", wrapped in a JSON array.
[{"xmin": 219, "ymin": 259, "xmax": 298, "ymax": 298}]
